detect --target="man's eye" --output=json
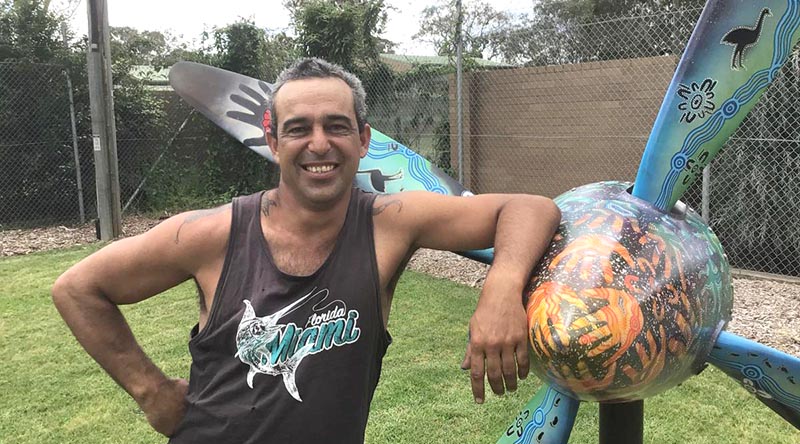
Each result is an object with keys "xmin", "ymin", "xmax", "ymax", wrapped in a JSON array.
[{"xmin": 329, "ymin": 124, "xmax": 351, "ymax": 133}]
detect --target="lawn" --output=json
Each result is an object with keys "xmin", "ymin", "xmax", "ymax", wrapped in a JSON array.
[{"xmin": 1, "ymin": 246, "xmax": 798, "ymax": 443}]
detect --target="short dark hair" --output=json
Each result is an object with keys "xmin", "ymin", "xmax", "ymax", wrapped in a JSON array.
[{"xmin": 269, "ymin": 58, "xmax": 367, "ymax": 137}]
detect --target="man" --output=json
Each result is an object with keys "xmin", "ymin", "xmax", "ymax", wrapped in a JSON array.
[{"xmin": 52, "ymin": 58, "xmax": 561, "ymax": 443}]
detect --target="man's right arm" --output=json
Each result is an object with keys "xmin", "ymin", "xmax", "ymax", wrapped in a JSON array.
[{"xmin": 51, "ymin": 206, "xmax": 230, "ymax": 436}]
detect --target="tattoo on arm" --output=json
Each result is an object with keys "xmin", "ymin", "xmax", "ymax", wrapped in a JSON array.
[
  {"xmin": 372, "ymin": 197, "xmax": 403, "ymax": 216},
  {"xmin": 261, "ymin": 192, "xmax": 278, "ymax": 218},
  {"xmin": 175, "ymin": 204, "xmax": 230, "ymax": 244}
]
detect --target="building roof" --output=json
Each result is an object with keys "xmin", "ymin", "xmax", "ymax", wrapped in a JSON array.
[
  {"xmin": 130, "ymin": 65, "xmax": 171, "ymax": 86},
  {"xmin": 379, "ymin": 53, "xmax": 510, "ymax": 73}
]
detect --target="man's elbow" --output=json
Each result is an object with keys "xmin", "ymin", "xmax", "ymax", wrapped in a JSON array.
[
  {"xmin": 51, "ymin": 268, "xmax": 91, "ymax": 316},
  {"xmin": 527, "ymin": 195, "xmax": 561, "ymax": 230},
  {"xmin": 52, "ymin": 270, "xmax": 75, "ymax": 313}
]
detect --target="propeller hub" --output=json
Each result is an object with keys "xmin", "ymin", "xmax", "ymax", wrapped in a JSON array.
[{"xmin": 526, "ymin": 181, "xmax": 733, "ymax": 402}]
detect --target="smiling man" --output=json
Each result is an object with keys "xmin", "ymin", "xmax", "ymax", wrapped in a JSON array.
[{"xmin": 52, "ymin": 58, "xmax": 561, "ymax": 443}]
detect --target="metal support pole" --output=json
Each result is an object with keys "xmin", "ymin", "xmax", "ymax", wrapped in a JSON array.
[
  {"xmin": 122, "ymin": 111, "xmax": 194, "ymax": 214},
  {"xmin": 599, "ymin": 401, "xmax": 644, "ymax": 444},
  {"xmin": 702, "ymin": 165, "xmax": 711, "ymax": 223},
  {"xmin": 62, "ymin": 24, "xmax": 85, "ymax": 224},
  {"xmin": 86, "ymin": 0, "xmax": 122, "ymax": 239},
  {"xmin": 455, "ymin": 0, "xmax": 464, "ymax": 183}
]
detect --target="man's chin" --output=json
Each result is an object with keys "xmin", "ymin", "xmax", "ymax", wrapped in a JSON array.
[{"xmin": 300, "ymin": 185, "xmax": 351, "ymax": 209}]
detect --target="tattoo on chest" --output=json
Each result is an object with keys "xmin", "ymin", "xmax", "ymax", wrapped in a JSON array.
[
  {"xmin": 175, "ymin": 204, "xmax": 230, "ymax": 244},
  {"xmin": 261, "ymin": 193, "xmax": 278, "ymax": 217},
  {"xmin": 372, "ymin": 198, "xmax": 403, "ymax": 216}
]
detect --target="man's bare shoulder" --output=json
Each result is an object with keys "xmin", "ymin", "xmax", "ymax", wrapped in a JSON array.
[
  {"xmin": 115, "ymin": 203, "xmax": 234, "ymax": 269},
  {"xmin": 169, "ymin": 203, "xmax": 233, "ymax": 246}
]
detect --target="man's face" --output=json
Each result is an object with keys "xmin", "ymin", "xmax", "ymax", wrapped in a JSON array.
[{"xmin": 267, "ymin": 77, "xmax": 370, "ymax": 210}]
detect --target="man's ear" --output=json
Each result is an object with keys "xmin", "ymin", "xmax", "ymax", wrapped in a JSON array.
[
  {"xmin": 266, "ymin": 131, "xmax": 279, "ymax": 163},
  {"xmin": 359, "ymin": 123, "xmax": 371, "ymax": 158}
]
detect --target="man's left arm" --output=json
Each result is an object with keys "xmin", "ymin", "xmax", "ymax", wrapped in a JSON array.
[
  {"xmin": 461, "ymin": 196, "xmax": 560, "ymax": 404},
  {"xmin": 380, "ymin": 192, "xmax": 561, "ymax": 403}
]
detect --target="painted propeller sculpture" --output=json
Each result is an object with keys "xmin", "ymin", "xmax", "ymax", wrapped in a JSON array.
[{"xmin": 169, "ymin": 0, "xmax": 800, "ymax": 441}]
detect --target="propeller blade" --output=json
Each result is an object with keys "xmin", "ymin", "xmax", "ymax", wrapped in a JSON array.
[
  {"xmin": 632, "ymin": 0, "xmax": 800, "ymax": 211},
  {"xmin": 708, "ymin": 330, "xmax": 800, "ymax": 429},
  {"xmin": 168, "ymin": 61, "xmax": 276, "ymax": 161},
  {"xmin": 496, "ymin": 385, "xmax": 579, "ymax": 444}
]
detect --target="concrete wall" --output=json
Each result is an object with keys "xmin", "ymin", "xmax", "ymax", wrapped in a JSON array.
[{"xmin": 450, "ymin": 55, "xmax": 679, "ymax": 197}]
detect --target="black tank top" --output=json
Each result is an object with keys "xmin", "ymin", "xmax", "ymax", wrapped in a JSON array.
[{"xmin": 169, "ymin": 188, "xmax": 390, "ymax": 444}]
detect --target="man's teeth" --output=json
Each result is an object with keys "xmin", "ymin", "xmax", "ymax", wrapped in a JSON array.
[{"xmin": 306, "ymin": 165, "xmax": 335, "ymax": 173}]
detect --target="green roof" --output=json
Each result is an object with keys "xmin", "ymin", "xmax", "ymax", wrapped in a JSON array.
[
  {"xmin": 380, "ymin": 53, "xmax": 509, "ymax": 68},
  {"xmin": 130, "ymin": 65, "xmax": 171, "ymax": 85}
]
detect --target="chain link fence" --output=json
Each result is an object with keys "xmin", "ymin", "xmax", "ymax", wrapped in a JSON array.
[
  {"xmin": 1, "ymin": 6, "xmax": 797, "ymax": 278},
  {"xmin": 0, "ymin": 61, "xmax": 94, "ymax": 228}
]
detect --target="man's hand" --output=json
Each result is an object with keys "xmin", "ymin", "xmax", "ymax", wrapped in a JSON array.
[
  {"xmin": 137, "ymin": 377, "xmax": 189, "ymax": 437},
  {"xmin": 461, "ymin": 279, "xmax": 530, "ymax": 404}
]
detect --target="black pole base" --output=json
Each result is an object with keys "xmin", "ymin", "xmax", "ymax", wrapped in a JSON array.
[{"xmin": 599, "ymin": 400, "xmax": 644, "ymax": 444}]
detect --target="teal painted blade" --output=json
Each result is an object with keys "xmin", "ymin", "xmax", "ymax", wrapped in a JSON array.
[
  {"xmin": 708, "ymin": 331, "xmax": 800, "ymax": 429},
  {"xmin": 496, "ymin": 386, "xmax": 579, "ymax": 444},
  {"xmin": 633, "ymin": 0, "xmax": 800, "ymax": 211}
]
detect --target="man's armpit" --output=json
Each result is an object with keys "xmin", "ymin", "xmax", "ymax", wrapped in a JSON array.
[{"xmin": 175, "ymin": 204, "xmax": 231, "ymax": 244}]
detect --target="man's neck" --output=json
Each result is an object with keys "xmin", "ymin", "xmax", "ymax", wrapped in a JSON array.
[{"xmin": 265, "ymin": 186, "xmax": 353, "ymax": 239}]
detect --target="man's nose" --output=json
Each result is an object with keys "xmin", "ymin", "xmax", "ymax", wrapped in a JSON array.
[{"xmin": 307, "ymin": 126, "xmax": 331, "ymax": 155}]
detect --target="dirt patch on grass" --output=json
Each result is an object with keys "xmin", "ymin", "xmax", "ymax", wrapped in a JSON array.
[{"xmin": 0, "ymin": 216, "xmax": 162, "ymax": 257}]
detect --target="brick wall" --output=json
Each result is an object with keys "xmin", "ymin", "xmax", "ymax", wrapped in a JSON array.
[{"xmin": 450, "ymin": 55, "xmax": 679, "ymax": 197}]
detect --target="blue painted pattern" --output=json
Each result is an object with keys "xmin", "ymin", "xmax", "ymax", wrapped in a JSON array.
[
  {"xmin": 367, "ymin": 138, "xmax": 447, "ymax": 194},
  {"xmin": 653, "ymin": 0, "xmax": 800, "ymax": 209}
]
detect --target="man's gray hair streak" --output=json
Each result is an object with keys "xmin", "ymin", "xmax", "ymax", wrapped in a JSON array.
[{"xmin": 269, "ymin": 58, "xmax": 368, "ymax": 137}]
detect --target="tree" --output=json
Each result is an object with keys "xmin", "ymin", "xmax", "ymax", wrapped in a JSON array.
[
  {"xmin": 490, "ymin": 0, "xmax": 706, "ymax": 65},
  {"xmin": 288, "ymin": 0, "xmax": 392, "ymax": 72},
  {"xmin": 0, "ymin": 0, "xmax": 65, "ymax": 61},
  {"xmin": 414, "ymin": 0, "xmax": 514, "ymax": 59}
]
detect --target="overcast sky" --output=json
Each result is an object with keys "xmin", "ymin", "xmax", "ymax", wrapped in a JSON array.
[{"xmin": 63, "ymin": 0, "xmax": 533, "ymax": 56}]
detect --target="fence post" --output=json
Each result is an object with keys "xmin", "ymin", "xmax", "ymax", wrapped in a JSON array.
[
  {"xmin": 62, "ymin": 24, "xmax": 85, "ymax": 224},
  {"xmin": 456, "ymin": 0, "xmax": 464, "ymax": 184}
]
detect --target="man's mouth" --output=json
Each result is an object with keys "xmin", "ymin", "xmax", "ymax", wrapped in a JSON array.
[{"xmin": 303, "ymin": 164, "xmax": 337, "ymax": 174}]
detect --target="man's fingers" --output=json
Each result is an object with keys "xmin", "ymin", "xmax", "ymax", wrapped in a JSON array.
[
  {"xmin": 516, "ymin": 342, "xmax": 530, "ymax": 380},
  {"xmin": 461, "ymin": 342, "xmax": 472, "ymax": 370},
  {"xmin": 469, "ymin": 348, "xmax": 485, "ymax": 404},
  {"xmin": 485, "ymin": 351, "xmax": 505, "ymax": 396},
  {"xmin": 501, "ymin": 347, "xmax": 518, "ymax": 392}
]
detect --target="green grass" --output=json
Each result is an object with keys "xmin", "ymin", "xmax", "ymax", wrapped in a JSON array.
[{"xmin": 1, "ymin": 247, "xmax": 799, "ymax": 443}]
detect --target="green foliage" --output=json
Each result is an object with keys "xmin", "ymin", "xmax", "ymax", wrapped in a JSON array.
[
  {"xmin": 0, "ymin": 0, "xmax": 65, "ymax": 62},
  {"xmin": 0, "ymin": 0, "xmax": 87, "ymax": 225},
  {"xmin": 289, "ymin": 0, "xmax": 391, "ymax": 72},
  {"xmin": 366, "ymin": 63, "xmax": 455, "ymax": 177},
  {"xmin": 490, "ymin": 0, "xmax": 707, "ymax": 65},
  {"xmin": 432, "ymin": 118, "xmax": 455, "ymax": 177}
]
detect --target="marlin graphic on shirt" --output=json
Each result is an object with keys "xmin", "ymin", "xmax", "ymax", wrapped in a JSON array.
[
  {"xmin": 234, "ymin": 288, "xmax": 362, "ymax": 402},
  {"xmin": 235, "ymin": 289, "xmax": 318, "ymax": 401}
]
